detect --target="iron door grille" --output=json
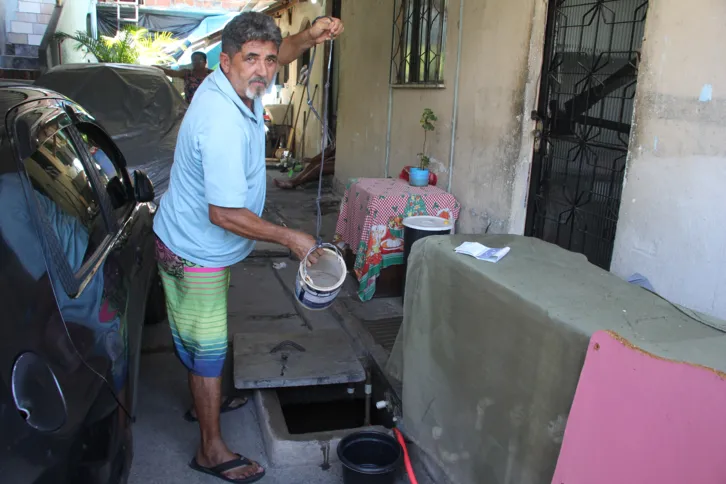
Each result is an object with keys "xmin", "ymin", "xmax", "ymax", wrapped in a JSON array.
[{"xmin": 526, "ymin": 0, "xmax": 649, "ymax": 269}]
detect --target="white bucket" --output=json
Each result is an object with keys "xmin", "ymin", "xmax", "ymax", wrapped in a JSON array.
[{"xmin": 295, "ymin": 244, "xmax": 347, "ymax": 311}]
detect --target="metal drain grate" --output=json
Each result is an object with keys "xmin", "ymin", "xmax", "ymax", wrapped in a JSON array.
[{"xmin": 363, "ymin": 317, "xmax": 403, "ymax": 353}]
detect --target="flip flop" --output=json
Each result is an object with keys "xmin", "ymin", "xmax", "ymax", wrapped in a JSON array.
[
  {"xmin": 183, "ymin": 396, "xmax": 248, "ymax": 422},
  {"xmin": 189, "ymin": 454, "xmax": 266, "ymax": 483}
]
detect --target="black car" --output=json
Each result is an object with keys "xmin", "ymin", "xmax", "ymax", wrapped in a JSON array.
[{"xmin": 0, "ymin": 82, "xmax": 159, "ymax": 483}]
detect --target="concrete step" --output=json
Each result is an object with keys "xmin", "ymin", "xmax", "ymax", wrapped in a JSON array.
[
  {"xmin": 0, "ymin": 67, "xmax": 41, "ymax": 81},
  {"xmin": 5, "ymin": 43, "xmax": 40, "ymax": 58},
  {"xmin": 0, "ymin": 55, "xmax": 40, "ymax": 70}
]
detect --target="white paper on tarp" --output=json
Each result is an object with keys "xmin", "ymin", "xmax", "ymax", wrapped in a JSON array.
[{"xmin": 455, "ymin": 242, "xmax": 510, "ymax": 262}]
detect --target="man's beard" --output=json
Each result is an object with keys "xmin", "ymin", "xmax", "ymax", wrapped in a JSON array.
[{"xmin": 245, "ymin": 76, "xmax": 268, "ymax": 100}]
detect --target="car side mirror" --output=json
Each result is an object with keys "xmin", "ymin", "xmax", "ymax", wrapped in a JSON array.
[{"xmin": 134, "ymin": 170, "xmax": 155, "ymax": 203}]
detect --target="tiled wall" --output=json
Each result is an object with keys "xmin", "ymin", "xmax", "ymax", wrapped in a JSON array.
[{"xmin": 7, "ymin": 0, "xmax": 56, "ymax": 46}]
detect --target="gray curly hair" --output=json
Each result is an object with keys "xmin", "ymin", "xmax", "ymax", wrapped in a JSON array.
[{"xmin": 221, "ymin": 12, "xmax": 283, "ymax": 58}]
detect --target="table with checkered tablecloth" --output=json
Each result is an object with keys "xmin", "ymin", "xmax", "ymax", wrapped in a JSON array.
[{"xmin": 334, "ymin": 178, "xmax": 461, "ymax": 301}]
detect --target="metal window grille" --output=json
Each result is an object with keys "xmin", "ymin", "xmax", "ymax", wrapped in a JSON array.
[{"xmin": 390, "ymin": 0, "xmax": 448, "ymax": 86}]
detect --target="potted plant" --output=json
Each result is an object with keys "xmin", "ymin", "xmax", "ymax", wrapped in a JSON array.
[{"xmin": 409, "ymin": 108, "xmax": 437, "ymax": 187}]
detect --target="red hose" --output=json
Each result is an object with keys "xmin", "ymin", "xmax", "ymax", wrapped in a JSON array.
[{"xmin": 394, "ymin": 427, "xmax": 419, "ymax": 484}]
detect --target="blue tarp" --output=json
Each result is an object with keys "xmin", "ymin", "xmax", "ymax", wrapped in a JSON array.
[
  {"xmin": 176, "ymin": 41, "xmax": 222, "ymax": 70},
  {"xmin": 171, "ymin": 13, "xmax": 235, "ymax": 70}
]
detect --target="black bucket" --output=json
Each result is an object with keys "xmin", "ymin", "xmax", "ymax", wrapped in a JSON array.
[
  {"xmin": 402, "ymin": 215, "xmax": 453, "ymax": 295},
  {"xmin": 337, "ymin": 430, "xmax": 402, "ymax": 484}
]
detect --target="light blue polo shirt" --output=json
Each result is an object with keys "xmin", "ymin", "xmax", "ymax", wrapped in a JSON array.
[{"xmin": 153, "ymin": 68, "xmax": 267, "ymax": 267}]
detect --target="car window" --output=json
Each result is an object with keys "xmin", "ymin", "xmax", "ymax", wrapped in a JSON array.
[
  {"xmin": 21, "ymin": 127, "xmax": 108, "ymax": 278},
  {"xmin": 76, "ymin": 123, "xmax": 133, "ymax": 219},
  {"xmin": 6, "ymin": 134, "xmax": 123, "ymax": 389}
]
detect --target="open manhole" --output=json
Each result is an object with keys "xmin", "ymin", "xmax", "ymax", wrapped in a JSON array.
[{"xmin": 277, "ymin": 381, "xmax": 392, "ymax": 435}]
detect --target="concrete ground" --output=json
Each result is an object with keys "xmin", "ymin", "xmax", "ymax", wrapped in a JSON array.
[
  {"xmin": 130, "ymin": 174, "xmax": 424, "ymax": 484},
  {"xmin": 129, "ymin": 351, "xmax": 347, "ymax": 484}
]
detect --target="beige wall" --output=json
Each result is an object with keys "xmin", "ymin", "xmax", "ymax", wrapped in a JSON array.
[
  {"xmin": 57, "ymin": 0, "xmax": 93, "ymax": 63},
  {"xmin": 4, "ymin": 0, "xmax": 56, "ymax": 47},
  {"xmin": 0, "ymin": 0, "xmax": 6, "ymax": 54},
  {"xmin": 386, "ymin": 0, "xmax": 459, "ymax": 190},
  {"xmin": 335, "ymin": 0, "xmax": 393, "ymax": 185},
  {"xmin": 336, "ymin": 0, "xmax": 726, "ymax": 318},
  {"xmin": 336, "ymin": 0, "xmax": 454, "ymax": 187},
  {"xmin": 335, "ymin": 0, "xmax": 546, "ymax": 233},
  {"xmin": 611, "ymin": 0, "xmax": 726, "ymax": 319},
  {"xmin": 449, "ymin": 0, "xmax": 544, "ymax": 234},
  {"xmin": 274, "ymin": 1, "xmax": 325, "ymax": 160}
]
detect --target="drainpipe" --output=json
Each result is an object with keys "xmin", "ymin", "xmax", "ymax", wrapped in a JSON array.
[
  {"xmin": 90, "ymin": 0, "xmax": 98, "ymax": 39},
  {"xmin": 384, "ymin": 0, "xmax": 397, "ymax": 178},
  {"xmin": 447, "ymin": 0, "xmax": 465, "ymax": 193},
  {"xmin": 384, "ymin": 86, "xmax": 393, "ymax": 177}
]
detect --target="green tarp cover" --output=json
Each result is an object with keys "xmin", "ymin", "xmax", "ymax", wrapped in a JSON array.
[{"xmin": 387, "ymin": 234, "xmax": 726, "ymax": 484}]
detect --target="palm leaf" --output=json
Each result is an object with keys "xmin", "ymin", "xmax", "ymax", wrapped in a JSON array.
[
  {"xmin": 55, "ymin": 25, "xmax": 178, "ymax": 65},
  {"xmin": 135, "ymin": 30, "xmax": 176, "ymax": 65}
]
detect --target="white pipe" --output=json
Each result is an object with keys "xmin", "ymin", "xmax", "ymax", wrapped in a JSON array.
[
  {"xmin": 447, "ymin": 0, "xmax": 465, "ymax": 193},
  {"xmin": 90, "ymin": 0, "xmax": 98, "ymax": 39},
  {"xmin": 384, "ymin": 85, "xmax": 393, "ymax": 177}
]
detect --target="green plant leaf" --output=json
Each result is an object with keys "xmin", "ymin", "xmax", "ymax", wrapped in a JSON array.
[
  {"xmin": 55, "ymin": 26, "xmax": 177, "ymax": 65},
  {"xmin": 418, "ymin": 108, "xmax": 437, "ymax": 168}
]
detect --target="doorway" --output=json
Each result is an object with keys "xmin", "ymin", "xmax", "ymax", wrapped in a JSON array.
[{"xmin": 525, "ymin": 0, "xmax": 649, "ymax": 269}]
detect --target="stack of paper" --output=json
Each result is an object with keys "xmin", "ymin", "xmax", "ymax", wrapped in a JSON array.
[{"xmin": 455, "ymin": 242, "xmax": 510, "ymax": 263}]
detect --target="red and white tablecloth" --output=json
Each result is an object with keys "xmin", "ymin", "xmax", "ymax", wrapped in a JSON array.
[{"xmin": 334, "ymin": 178, "xmax": 460, "ymax": 301}]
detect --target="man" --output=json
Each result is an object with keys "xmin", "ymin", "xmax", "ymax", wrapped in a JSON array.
[
  {"xmin": 157, "ymin": 51, "xmax": 213, "ymax": 103},
  {"xmin": 152, "ymin": 13, "xmax": 343, "ymax": 483}
]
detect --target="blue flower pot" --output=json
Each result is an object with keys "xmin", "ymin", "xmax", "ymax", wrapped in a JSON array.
[{"xmin": 409, "ymin": 168, "xmax": 430, "ymax": 187}]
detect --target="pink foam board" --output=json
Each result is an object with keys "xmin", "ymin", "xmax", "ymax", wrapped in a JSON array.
[{"xmin": 552, "ymin": 330, "xmax": 726, "ymax": 484}]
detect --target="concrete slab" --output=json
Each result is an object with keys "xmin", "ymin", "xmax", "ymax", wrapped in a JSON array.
[
  {"xmin": 230, "ymin": 316, "xmax": 311, "ymax": 337},
  {"xmin": 233, "ymin": 329, "xmax": 366, "ymax": 389},
  {"xmin": 141, "ymin": 312, "xmax": 311, "ymax": 351},
  {"xmin": 228, "ymin": 259, "xmax": 297, "ymax": 319},
  {"xmin": 271, "ymin": 256, "xmax": 305, "ymax": 296},
  {"xmin": 270, "ymin": 257, "xmax": 347, "ymax": 333},
  {"xmin": 361, "ymin": 318, "xmax": 404, "ymax": 353},
  {"xmin": 342, "ymin": 296, "xmax": 404, "ymax": 322},
  {"xmin": 338, "ymin": 274, "xmax": 404, "ymax": 323},
  {"xmin": 250, "ymin": 240, "xmax": 290, "ymax": 258}
]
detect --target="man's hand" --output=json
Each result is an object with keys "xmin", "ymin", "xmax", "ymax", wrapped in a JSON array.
[
  {"xmin": 309, "ymin": 17, "xmax": 344, "ymax": 44},
  {"xmin": 278, "ymin": 17, "xmax": 345, "ymax": 66},
  {"xmin": 287, "ymin": 231, "xmax": 325, "ymax": 265}
]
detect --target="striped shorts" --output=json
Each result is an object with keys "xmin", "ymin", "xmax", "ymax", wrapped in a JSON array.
[{"xmin": 155, "ymin": 237, "xmax": 230, "ymax": 378}]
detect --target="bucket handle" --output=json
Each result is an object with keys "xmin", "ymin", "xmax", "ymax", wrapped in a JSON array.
[{"xmin": 301, "ymin": 242, "xmax": 344, "ymax": 285}]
